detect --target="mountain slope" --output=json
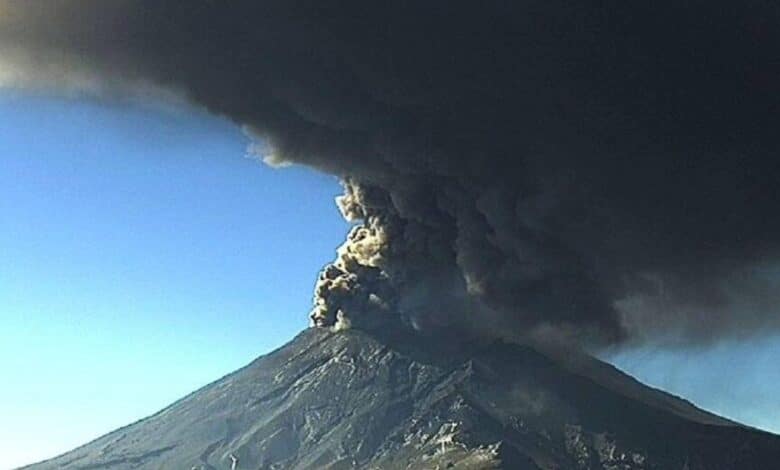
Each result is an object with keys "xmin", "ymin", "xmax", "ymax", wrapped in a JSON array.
[{"xmin": 23, "ymin": 328, "xmax": 780, "ymax": 469}]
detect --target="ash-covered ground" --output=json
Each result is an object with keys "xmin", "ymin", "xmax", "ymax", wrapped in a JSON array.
[{"xmin": 22, "ymin": 327, "xmax": 780, "ymax": 470}]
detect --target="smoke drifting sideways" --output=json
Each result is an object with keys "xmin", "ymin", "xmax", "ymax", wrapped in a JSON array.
[{"xmin": 2, "ymin": 0, "xmax": 780, "ymax": 347}]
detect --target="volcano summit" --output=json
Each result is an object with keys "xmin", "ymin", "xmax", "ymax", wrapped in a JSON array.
[{"xmin": 22, "ymin": 327, "xmax": 780, "ymax": 470}]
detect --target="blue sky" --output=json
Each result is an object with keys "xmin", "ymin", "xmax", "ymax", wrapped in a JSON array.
[
  {"xmin": 0, "ymin": 92, "xmax": 347, "ymax": 469},
  {"xmin": 0, "ymin": 92, "xmax": 777, "ymax": 469}
]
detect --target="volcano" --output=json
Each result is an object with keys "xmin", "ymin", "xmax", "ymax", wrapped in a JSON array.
[{"xmin": 22, "ymin": 328, "xmax": 780, "ymax": 469}]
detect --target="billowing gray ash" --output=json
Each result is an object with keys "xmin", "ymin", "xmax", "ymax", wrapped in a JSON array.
[{"xmin": 4, "ymin": 1, "xmax": 780, "ymax": 346}]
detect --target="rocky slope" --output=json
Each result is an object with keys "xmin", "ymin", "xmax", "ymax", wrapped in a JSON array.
[{"xmin": 22, "ymin": 328, "xmax": 780, "ymax": 469}]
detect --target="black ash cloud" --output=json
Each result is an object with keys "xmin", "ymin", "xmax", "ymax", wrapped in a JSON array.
[{"xmin": 2, "ymin": 0, "xmax": 779, "ymax": 345}]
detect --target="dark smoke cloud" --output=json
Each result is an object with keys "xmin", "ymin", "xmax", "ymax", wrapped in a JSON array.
[{"xmin": 2, "ymin": 0, "xmax": 779, "ymax": 345}]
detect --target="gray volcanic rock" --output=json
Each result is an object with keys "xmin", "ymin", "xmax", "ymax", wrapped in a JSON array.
[{"xmin": 23, "ymin": 328, "xmax": 780, "ymax": 469}]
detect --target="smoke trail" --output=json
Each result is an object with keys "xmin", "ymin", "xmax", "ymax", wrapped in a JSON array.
[{"xmin": 2, "ymin": 0, "xmax": 779, "ymax": 345}]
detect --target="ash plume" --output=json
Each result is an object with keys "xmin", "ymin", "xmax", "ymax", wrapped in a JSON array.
[{"xmin": 2, "ymin": 0, "xmax": 780, "ymax": 346}]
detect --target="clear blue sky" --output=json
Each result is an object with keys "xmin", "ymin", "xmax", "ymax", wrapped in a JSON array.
[{"xmin": 0, "ymin": 92, "xmax": 777, "ymax": 469}]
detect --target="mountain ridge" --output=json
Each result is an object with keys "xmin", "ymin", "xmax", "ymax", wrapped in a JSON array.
[{"xmin": 21, "ymin": 328, "xmax": 780, "ymax": 469}]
